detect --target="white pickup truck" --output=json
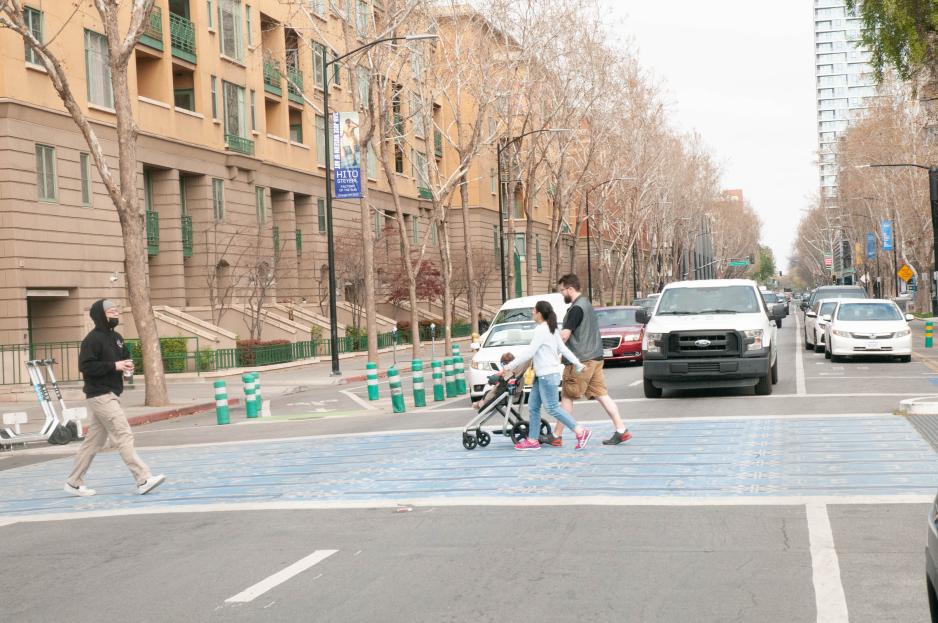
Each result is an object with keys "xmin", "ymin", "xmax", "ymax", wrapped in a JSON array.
[{"xmin": 636, "ymin": 279, "xmax": 781, "ymax": 397}]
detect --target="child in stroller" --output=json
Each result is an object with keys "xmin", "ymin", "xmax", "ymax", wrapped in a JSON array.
[{"xmin": 461, "ymin": 353, "xmax": 542, "ymax": 450}]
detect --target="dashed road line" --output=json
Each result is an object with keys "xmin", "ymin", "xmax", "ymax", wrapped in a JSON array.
[{"xmin": 226, "ymin": 549, "xmax": 338, "ymax": 603}]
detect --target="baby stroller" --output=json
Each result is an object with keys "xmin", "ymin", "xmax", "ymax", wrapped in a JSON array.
[{"xmin": 461, "ymin": 372, "xmax": 550, "ymax": 450}]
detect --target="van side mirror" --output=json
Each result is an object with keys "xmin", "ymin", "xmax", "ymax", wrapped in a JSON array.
[{"xmin": 635, "ymin": 308, "xmax": 650, "ymax": 325}]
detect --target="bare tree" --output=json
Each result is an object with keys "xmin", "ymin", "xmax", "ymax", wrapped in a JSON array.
[{"xmin": 0, "ymin": 0, "xmax": 168, "ymax": 404}]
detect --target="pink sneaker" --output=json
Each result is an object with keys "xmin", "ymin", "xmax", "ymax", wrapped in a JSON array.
[
  {"xmin": 575, "ymin": 429, "xmax": 592, "ymax": 450},
  {"xmin": 514, "ymin": 438, "xmax": 541, "ymax": 450}
]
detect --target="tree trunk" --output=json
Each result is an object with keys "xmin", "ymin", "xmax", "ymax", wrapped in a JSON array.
[
  {"xmin": 439, "ymin": 221, "xmax": 454, "ymax": 356},
  {"xmin": 359, "ymin": 191, "xmax": 378, "ymax": 362},
  {"xmin": 525, "ymin": 198, "xmax": 535, "ymax": 295},
  {"xmin": 459, "ymin": 178, "xmax": 479, "ymax": 335}
]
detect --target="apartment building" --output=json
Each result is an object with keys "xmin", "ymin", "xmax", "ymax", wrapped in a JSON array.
[{"xmin": 0, "ymin": 0, "xmax": 449, "ymax": 348}]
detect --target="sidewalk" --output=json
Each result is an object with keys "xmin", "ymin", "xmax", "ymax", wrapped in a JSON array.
[
  {"xmin": 912, "ymin": 318, "xmax": 938, "ymax": 371},
  {"xmin": 0, "ymin": 337, "xmax": 472, "ymax": 435}
]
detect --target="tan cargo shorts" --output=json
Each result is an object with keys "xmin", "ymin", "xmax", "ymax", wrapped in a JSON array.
[{"xmin": 561, "ymin": 359, "xmax": 607, "ymax": 400}]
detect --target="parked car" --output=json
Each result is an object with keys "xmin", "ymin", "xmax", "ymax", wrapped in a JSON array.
[
  {"xmin": 761, "ymin": 291, "xmax": 787, "ymax": 328},
  {"xmin": 637, "ymin": 279, "xmax": 781, "ymax": 397},
  {"xmin": 926, "ymin": 492, "xmax": 938, "ymax": 621},
  {"xmin": 800, "ymin": 285, "xmax": 867, "ymax": 319},
  {"xmin": 804, "ymin": 299, "xmax": 838, "ymax": 352},
  {"xmin": 467, "ymin": 321, "xmax": 537, "ymax": 401},
  {"xmin": 822, "ymin": 298, "xmax": 913, "ymax": 362},
  {"xmin": 595, "ymin": 306, "xmax": 644, "ymax": 364},
  {"xmin": 472, "ymin": 292, "xmax": 570, "ymax": 350}
]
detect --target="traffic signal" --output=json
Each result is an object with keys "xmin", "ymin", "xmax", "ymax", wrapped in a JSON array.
[{"xmin": 841, "ymin": 240, "xmax": 851, "ymax": 268}]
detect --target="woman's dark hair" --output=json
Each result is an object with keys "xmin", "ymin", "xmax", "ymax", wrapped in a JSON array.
[{"xmin": 535, "ymin": 300, "xmax": 558, "ymax": 333}]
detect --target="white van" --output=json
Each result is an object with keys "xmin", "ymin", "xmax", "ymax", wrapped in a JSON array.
[{"xmin": 467, "ymin": 292, "xmax": 570, "ymax": 401}]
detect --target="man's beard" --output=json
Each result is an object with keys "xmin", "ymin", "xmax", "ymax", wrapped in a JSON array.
[{"xmin": 563, "ymin": 293, "xmax": 572, "ymax": 304}]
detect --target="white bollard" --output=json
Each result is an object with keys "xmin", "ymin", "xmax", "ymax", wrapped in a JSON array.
[{"xmin": 260, "ymin": 400, "xmax": 272, "ymax": 418}]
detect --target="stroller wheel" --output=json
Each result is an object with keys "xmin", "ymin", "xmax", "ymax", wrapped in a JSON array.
[
  {"xmin": 477, "ymin": 431, "xmax": 491, "ymax": 447},
  {"xmin": 510, "ymin": 422, "xmax": 529, "ymax": 444},
  {"xmin": 462, "ymin": 433, "xmax": 478, "ymax": 450},
  {"xmin": 540, "ymin": 422, "xmax": 551, "ymax": 437}
]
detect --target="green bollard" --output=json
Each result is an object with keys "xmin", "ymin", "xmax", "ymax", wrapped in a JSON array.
[
  {"xmin": 927, "ymin": 321, "xmax": 934, "ymax": 349},
  {"xmin": 214, "ymin": 380, "xmax": 230, "ymax": 425},
  {"xmin": 411, "ymin": 359, "xmax": 426, "ymax": 407},
  {"xmin": 252, "ymin": 372, "xmax": 261, "ymax": 406},
  {"xmin": 388, "ymin": 367, "xmax": 406, "ymax": 413},
  {"xmin": 454, "ymin": 355, "xmax": 467, "ymax": 395},
  {"xmin": 444, "ymin": 357, "xmax": 456, "ymax": 398},
  {"xmin": 243, "ymin": 372, "xmax": 257, "ymax": 418},
  {"xmin": 432, "ymin": 360, "xmax": 445, "ymax": 402},
  {"xmin": 452, "ymin": 343, "xmax": 461, "ymax": 358},
  {"xmin": 366, "ymin": 361, "xmax": 380, "ymax": 400}
]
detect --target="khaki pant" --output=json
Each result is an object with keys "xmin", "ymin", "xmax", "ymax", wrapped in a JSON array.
[
  {"xmin": 561, "ymin": 359, "xmax": 608, "ymax": 400},
  {"xmin": 67, "ymin": 393, "xmax": 151, "ymax": 487}
]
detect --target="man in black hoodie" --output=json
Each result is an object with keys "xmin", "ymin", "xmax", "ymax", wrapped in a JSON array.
[{"xmin": 64, "ymin": 299, "xmax": 165, "ymax": 497}]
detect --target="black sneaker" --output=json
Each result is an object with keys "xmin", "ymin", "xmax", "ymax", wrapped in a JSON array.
[
  {"xmin": 538, "ymin": 431, "xmax": 557, "ymax": 445},
  {"xmin": 602, "ymin": 430, "xmax": 633, "ymax": 446}
]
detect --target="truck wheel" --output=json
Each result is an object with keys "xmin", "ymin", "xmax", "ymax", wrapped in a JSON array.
[
  {"xmin": 771, "ymin": 357, "xmax": 778, "ymax": 384},
  {"xmin": 643, "ymin": 377, "xmax": 662, "ymax": 398},
  {"xmin": 755, "ymin": 372, "xmax": 773, "ymax": 395}
]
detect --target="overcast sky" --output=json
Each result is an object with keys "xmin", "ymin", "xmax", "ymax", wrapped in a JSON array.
[{"xmin": 606, "ymin": 1, "xmax": 819, "ymax": 268}]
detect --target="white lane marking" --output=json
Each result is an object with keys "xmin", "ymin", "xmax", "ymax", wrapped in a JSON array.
[
  {"xmin": 629, "ymin": 380, "xmax": 643, "ymax": 387},
  {"xmin": 340, "ymin": 390, "xmax": 375, "ymax": 412},
  {"xmin": 4, "ymin": 495, "xmax": 931, "ymax": 526},
  {"xmin": 0, "ymin": 519, "xmax": 18, "ymax": 529},
  {"xmin": 806, "ymin": 504, "xmax": 849, "ymax": 623},
  {"xmin": 818, "ymin": 375, "xmax": 933, "ymax": 380},
  {"xmin": 794, "ymin": 312, "xmax": 807, "ymax": 396},
  {"xmin": 226, "ymin": 549, "xmax": 338, "ymax": 603}
]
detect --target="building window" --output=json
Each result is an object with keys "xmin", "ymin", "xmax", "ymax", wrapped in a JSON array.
[
  {"xmin": 23, "ymin": 6, "xmax": 42, "ymax": 65},
  {"xmin": 430, "ymin": 217, "xmax": 437, "ymax": 246},
  {"xmin": 412, "ymin": 215, "xmax": 419, "ymax": 246},
  {"xmin": 332, "ymin": 49, "xmax": 341, "ymax": 85},
  {"xmin": 411, "ymin": 91, "xmax": 424, "ymax": 137},
  {"xmin": 222, "ymin": 80, "xmax": 246, "ymax": 138},
  {"xmin": 367, "ymin": 144, "xmax": 377, "ymax": 179},
  {"xmin": 295, "ymin": 228, "xmax": 302, "ymax": 256},
  {"xmin": 315, "ymin": 114, "xmax": 325, "ymax": 165},
  {"xmin": 310, "ymin": 0, "xmax": 325, "ymax": 17},
  {"xmin": 35, "ymin": 144, "xmax": 56, "ymax": 201},
  {"xmin": 249, "ymin": 89, "xmax": 256, "ymax": 130},
  {"xmin": 394, "ymin": 143, "xmax": 404, "ymax": 174},
  {"xmin": 356, "ymin": 66, "xmax": 370, "ymax": 105},
  {"xmin": 493, "ymin": 225, "xmax": 499, "ymax": 258},
  {"xmin": 317, "ymin": 197, "xmax": 326, "ymax": 233},
  {"xmin": 174, "ymin": 89, "xmax": 195, "ymax": 111},
  {"xmin": 212, "ymin": 177, "xmax": 224, "ymax": 221},
  {"xmin": 219, "ymin": 0, "xmax": 244, "ymax": 61},
  {"xmin": 84, "ymin": 30, "xmax": 113, "ymax": 108},
  {"xmin": 290, "ymin": 123, "xmax": 303, "ymax": 143},
  {"xmin": 206, "ymin": 0, "xmax": 214, "ymax": 28},
  {"xmin": 514, "ymin": 234, "xmax": 525, "ymax": 259},
  {"xmin": 179, "ymin": 177, "xmax": 188, "ymax": 215},
  {"xmin": 210, "ymin": 75, "xmax": 218, "ymax": 118},
  {"xmin": 535, "ymin": 235, "xmax": 542, "ymax": 273},
  {"xmin": 255, "ymin": 186, "xmax": 266, "ymax": 223},
  {"xmin": 143, "ymin": 169, "xmax": 154, "ymax": 211},
  {"xmin": 80, "ymin": 152, "xmax": 92, "ymax": 205},
  {"xmin": 245, "ymin": 4, "xmax": 252, "ymax": 47},
  {"xmin": 356, "ymin": 0, "xmax": 369, "ymax": 36},
  {"xmin": 374, "ymin": 209, "xmax": 382, "ymax": 237},
  {"xmin": 490, "ymin": 168, "xmax": 496, "ymax": 194},
  {"xmin": 313, "ymin": 43, "xmax": 325, "ymax": 89}
]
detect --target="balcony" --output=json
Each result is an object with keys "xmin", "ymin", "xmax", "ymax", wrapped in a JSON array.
[
  {"xmin": 287, "ymin": 67, "xmax": 304, "ymax": 105},
  {"xmin": 140, "ymin": 5, "xmax": 164, "ymax": 51},
  {"xmin": 418, "ymin": 186, "xmax": 432, "ymax": 200},
  {"xmin": 181, "ymin": 214, "xmax": 193, "ymax": 258},
  {"xmin": 434, "ymin": 130, "xmax": 443, "ymax": 159},
  {"xmin": 169, "ymin": 12, "xmax": 196, "ymax": 63},
  {"xmin": 264, "ymin": 58, "xmax": 282, "ymax": 96},
  {"xmin": 146, "ymin": 210, "xmax": 160, "ymax": 256},
  {"xmin": 225, "ymin": 133, "xmax": 255, "ymax": 156}
]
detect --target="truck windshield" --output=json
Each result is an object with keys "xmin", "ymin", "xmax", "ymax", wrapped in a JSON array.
[{"xmin": 656, "ymin": 286, "xmax": 761, "ymax": 315}]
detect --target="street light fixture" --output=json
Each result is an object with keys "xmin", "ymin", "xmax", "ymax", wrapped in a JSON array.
[
  {"xmin": 856, "ymin": 162, "xmax": 938, "ymax": 314},
  {"xmin": 496, "ymin": 128, "xmax": 572, "ymax": 302},
  {"xmin": 322, "ymin": 33, "xmax": 438, "ymax": 376},
  {"xmin": 583, "ymin": 177, "xmax": 632, "ymax": 301}
]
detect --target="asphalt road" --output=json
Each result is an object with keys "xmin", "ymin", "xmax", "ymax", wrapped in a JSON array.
[{"xmin": 2, "ymin": 308, "xmax": 937, "ymax": 622}]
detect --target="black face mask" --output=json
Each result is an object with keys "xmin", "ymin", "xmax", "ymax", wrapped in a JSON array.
[{"xmin": 107, "ymin": 318, "xmax": 119, "ymax": 329}]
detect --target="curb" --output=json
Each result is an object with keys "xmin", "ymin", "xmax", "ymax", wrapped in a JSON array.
[{"xmin": 126, "ymin": 398, "xmax": 241, "ymax": 427}]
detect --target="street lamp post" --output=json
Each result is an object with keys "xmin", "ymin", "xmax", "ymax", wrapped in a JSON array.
[
  {"xmin": 858, "ymin": 163, "xmax": 938, "ymax": 315},
  {"xmin": 322, "ymin": 34, "xmax": 436, "ymax": 375},
  {"xmin": 496, "ymin": 129, "xmax": 571, "ymax": 302},
  {"xmin": 583, "ymin": 177, "xmax": 630, "ymax": 301}
]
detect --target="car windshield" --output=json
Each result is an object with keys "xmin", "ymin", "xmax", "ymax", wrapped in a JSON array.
[
  {"xmin": 762, "ymin": 293, "xmax": 779, "ymax": 303},
  {"xmin": 835, "ymin": 303, "xmax": 902, "ymax": 321},
  {"xmin": 596, "ymin": 308, "xmax": 639, "ymax": 327},
  {"xmin": 491, "ymin": 308, "xmax": 532, "ymax": 325},
  {"xmin": 483, "ymin": 322, "xmax": 537, "ymax": 348},
  {"xmin": 818, "ymin": 302, "xmax": 837, "ymax": 316},
  {"xmin": 813, "ymin": 288, "xmax": 865, "ymax": 304},
  {"xmin": 656, "ymin": 285, "xmax": 761, "ymax": 315}
]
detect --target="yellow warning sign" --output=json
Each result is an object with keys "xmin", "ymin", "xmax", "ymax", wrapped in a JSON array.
[{"xmin": 897, "ymin": 264, "xmax": 914, "ymax": 282}]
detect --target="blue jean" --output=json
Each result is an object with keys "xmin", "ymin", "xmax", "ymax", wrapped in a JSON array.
[{"xmin": 527, "ymin": 373, "xmax": 577, "ymax": 440}]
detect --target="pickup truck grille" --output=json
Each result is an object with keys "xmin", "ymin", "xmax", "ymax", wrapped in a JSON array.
[{"xmin": 668, "ymin": 331, "xmax": 740, "ymax": 357}]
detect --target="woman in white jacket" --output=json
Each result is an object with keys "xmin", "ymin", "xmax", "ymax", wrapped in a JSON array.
[{"xmin": 502, "ymin": 300, "xmax": 592, "ymax": 450}]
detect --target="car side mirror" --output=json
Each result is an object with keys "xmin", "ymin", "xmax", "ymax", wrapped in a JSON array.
[
  {"xmin": 905, "ymin": 313, "xmax": 915, "ymax": 322},
  {"xmin": 806, "ymin": 311, "xmax": 817, "ymax": 319},
  {"xmin": 822, "ymin": 314, "xmax": 832, "ymax": 323},
  {"xmin": 635, "ymin": 308, "xmax": 650, "ymax": 325},
  {"xmin": 470, "ymin": 342, "xmax": 480, "ymax": 351}
]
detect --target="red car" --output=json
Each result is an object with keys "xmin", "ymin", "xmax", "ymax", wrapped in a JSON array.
[{"xmin": 595, "ymin": 306, "xmax": 644, "ymax": 364}]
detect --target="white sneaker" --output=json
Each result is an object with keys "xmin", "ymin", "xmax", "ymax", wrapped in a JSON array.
[
  {"xmin": 64, "ymin": 482, "xmax": 96, "ymax": 497},
  {"xmin": 137, "ymin": 474, "xmax": 165, "ymax": 495}
]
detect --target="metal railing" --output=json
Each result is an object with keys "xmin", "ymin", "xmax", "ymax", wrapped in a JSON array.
[
  {"xmin": 418, "ymin": 186, "xmax": 432, "ymax": 200},
  {"xmin": 225, "ymin": 134, "xmax": 255, "ymax": 156},
  {"xmin": 169, "ymin": 12, "xmax": 196, "ymax": 63},
  {"xmin": 146, "ymin": 210, "xmax": 159, "ymax": 255},
  {"xmin": 263, "ymin": 58, "xmax": 282, "ymax": 95},
  {"xmin": 141, "ymin": 5, "xmax": 164, "ymax": 50},
  {"xmin": 287, "ymin": 67, "xmax": 304, "ymax": 104},
  {"xmin": 181, "ymin": 214, "xmax": 193, "ymax": 258}
]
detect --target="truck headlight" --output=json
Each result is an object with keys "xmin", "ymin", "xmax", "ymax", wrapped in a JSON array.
[
  {"xmin": 642, "ymin": 332, "xmax": 663, "ymax": 354},
  {"xmin": 744, "ymin": 329, "xmax": 764, "ymax": 351}
]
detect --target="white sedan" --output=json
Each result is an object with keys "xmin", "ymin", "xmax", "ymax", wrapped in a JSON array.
[
  {"xmin": 804, "ymin": 299, "xmax": 838, "ymax": 353},
  {"xmin": 823, "ymin": 299, "xmax": 913, "ymax": 362}
]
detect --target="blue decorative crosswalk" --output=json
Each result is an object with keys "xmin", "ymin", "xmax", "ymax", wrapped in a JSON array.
[{"xmin": 1, "ymin": 415, "xmax": 936, "ymax": 518}]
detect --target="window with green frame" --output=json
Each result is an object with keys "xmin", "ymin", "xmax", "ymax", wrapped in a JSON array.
[
  {"xmin": 143, "ymin": 169, "xmax": 154, "ymax": 211},
  {"xmin": 210, "ymin": 75, "xmax": 218, "ymax": 118},
  {"xmin": 23, "ymin": 6, "xmax": 42, "ymax": 65},
  {"xmin": 535, "ymin": 235, "xmax": 542, "ymax": 273},
  {"xmin": 80, "ymin": 152, "xmax": 92, "ymax": 206},
  {"xmin": 317, "ymin": 197, "xmax": 326, "ymax": 232},
  {"xmin": 290, "ymin": 123, "xmax": 303, "ymax": 143},
  {"xmin": 255, "ymin": 186, "xmax": 266, "ymax": 224},
  {"xmin": 174, "ymin": 89, "xmax": 195, "ymax": 111},
  {"xmin": 84, "ymin": 29, "xmax": 113, "ymax": 108},
  {"xmin": 212, "ymin": 178, "xmax": 224, "ymax": 221}
]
